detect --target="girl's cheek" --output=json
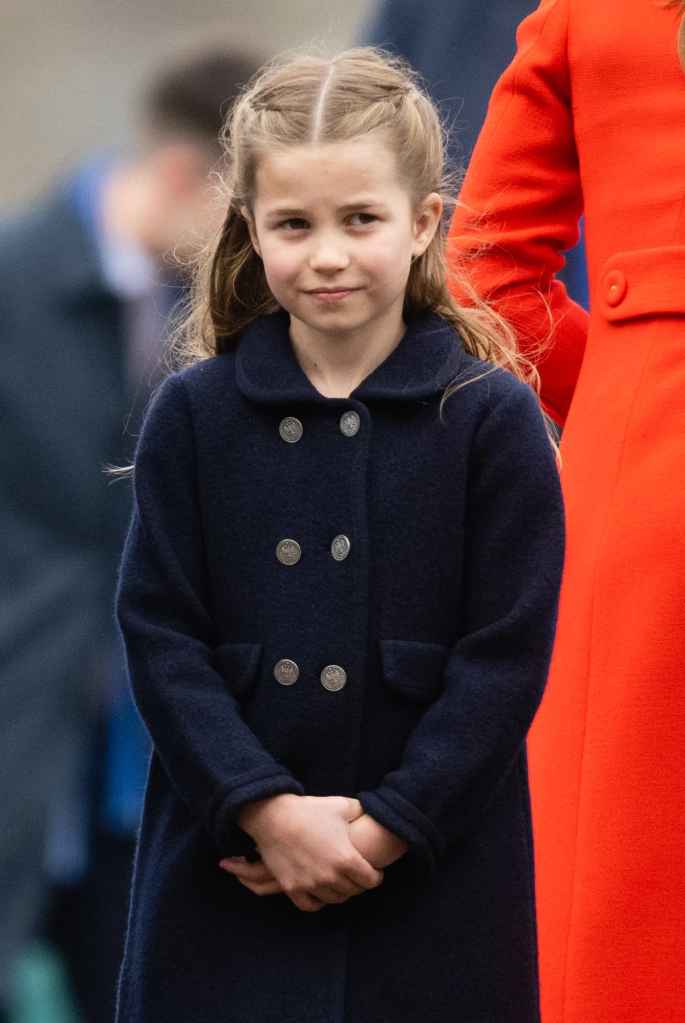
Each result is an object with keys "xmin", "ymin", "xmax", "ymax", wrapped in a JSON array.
[
  {"xmin": 367, "ymin": 230, "xmax": 410, "ymax": 269},
  {"xmin": 261, "ymin": 246, "xmax": 300, "ymax": 286},
  {"xmin": 259, "ymin": 252, "xmax": 286, "ymax": 296},
  {"xmin": 263, "ymin": 269, "xmax": 290, "ymax": 304}
]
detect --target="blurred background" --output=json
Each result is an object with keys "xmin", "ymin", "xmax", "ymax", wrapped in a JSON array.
[
  {"xmin": 1, "ymin": 0, "xmax": 370, "ymax": 211},
  {"xmin": 2, "ymin": 2, "xmax": 585, "ymax": 1022}
]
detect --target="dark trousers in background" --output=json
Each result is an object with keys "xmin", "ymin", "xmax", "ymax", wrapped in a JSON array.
[{"xmin": 40, "ymin": 710, "xmax": 138, "ymax": 1023}]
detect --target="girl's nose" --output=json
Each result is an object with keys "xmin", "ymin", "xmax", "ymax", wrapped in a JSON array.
[{"xmin": 308, "ymin": 236, "xmax": 350, "ymax": 272}]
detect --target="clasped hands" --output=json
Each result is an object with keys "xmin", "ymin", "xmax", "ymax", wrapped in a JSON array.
[{"xmin": 218, "ymin": 793, "xmax": 408, "ymax": 913}]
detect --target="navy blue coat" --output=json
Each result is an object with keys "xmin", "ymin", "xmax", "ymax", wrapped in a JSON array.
[{"xmin": 115, "ymin": 308, "xmax": 564, "ymax": 1023}]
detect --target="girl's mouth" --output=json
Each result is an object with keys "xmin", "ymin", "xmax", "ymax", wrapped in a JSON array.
[{"xmin": 307, "ymin": 288, "xmax": 359, "ymax": 302}]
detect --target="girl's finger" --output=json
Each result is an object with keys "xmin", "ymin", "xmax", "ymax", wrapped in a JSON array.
[
  {"xmin": 344, "ymin": 853, "xmax": 384, "ymax": 891},
  {"xmin": 336, "ymin": 877, "xmax": 366, "ymax": 898},
  {"xmin": 289, "ymin": 892, "xmax": 325, "ymax": 913},
  {"xmin": 311, "ymin": 884, "xmax": 350, "ymax": 905},
  {"xmin": 315, "ymin": 871, "xmax": 364, "ymax": 899},
  {"xmin": 238, "ymin": 878, "xmax": 283, "ymax": 896},
  {"xmin": 219, "ymin": 858, "xmax": 275, "ymax": 883},
  {"xmin": 342, "ymin": 797, "xmax": 364, "ymax": 821}
]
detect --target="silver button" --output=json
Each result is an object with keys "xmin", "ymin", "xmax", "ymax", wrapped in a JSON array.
[
  {"xmin": 274, "ymin": 659, "xmax": 299, "ymax": 686},
  {"xmin": 279, "ymin": 416, "xmax": 303, "ymax": 443},
  {"xmin": 339, "ymin": 410, "xmax": 360, "ymax": 437},
  {"xmin": 320, "ymin": 664, "xmax": 347, "ymax": 692},
  {"xmin": 276, "ymin": 539, "xmax": 301, "ymax": 565},
  {"xmin": 331, "ymin": 535, "xmax": 351, "ymax": 561}
]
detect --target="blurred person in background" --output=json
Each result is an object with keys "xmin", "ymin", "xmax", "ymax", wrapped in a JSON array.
[
  {"xmin": 0, "ymin": 43, "xmax": 261, "ymax": 1023},
  {"xmin": 360, "ymin": 0, "xmax": 588, "ymax": 308}
]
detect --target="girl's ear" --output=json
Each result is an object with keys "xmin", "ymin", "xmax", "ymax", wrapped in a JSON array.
[
  {"xmin": 241, "ymin": 205, "xmax": 262, "ymax": 258},
  {"xmin": 411, "ymin": 192, "xmax": 443, "ymax": 260}
]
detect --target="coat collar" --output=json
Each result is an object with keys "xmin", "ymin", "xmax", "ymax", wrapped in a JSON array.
[{"xmin": 234, "ymin": 308, "xmax": 466, "ymax": 405}]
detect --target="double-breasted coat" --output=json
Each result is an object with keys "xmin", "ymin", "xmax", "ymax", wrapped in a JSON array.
[
  {"xmin": 448, "ymin": 1, "xmax": 685, "ymax": 1020},
  {"xmin": 114, "ymin": 308, "xmax": 564, "ymax": 1023}
]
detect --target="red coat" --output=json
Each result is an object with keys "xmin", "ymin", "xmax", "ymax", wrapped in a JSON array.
[{"xmin": 448, "ymin": 2, "xmax": 685, "ymax": 1021}]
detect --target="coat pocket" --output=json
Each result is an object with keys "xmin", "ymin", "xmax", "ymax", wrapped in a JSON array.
[
  {"xmin": 379, "ymin": 639, "xmax": 450, "ymax": 704},
  {"xmin": 211, "ymin": 641, "xmax": 263, "ymax": 700}
]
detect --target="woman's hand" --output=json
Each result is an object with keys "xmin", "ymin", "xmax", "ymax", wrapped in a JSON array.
[
  {"xmin": 219, "ymin": 805, "xmax": 408, "ymax": 905},
  {"xmin": 219, "ymin": 794, "xmax": 383, "ymax": 912}
]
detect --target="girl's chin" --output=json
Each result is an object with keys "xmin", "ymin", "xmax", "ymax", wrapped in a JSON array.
[{"xmin": 294, "ymin": 312, "xmax": 370, "ymax": 337}]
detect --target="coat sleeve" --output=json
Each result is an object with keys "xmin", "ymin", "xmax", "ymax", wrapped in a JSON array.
[
  {"xmin": 447, "ymin": 0, "xmax": 588, "ymax": 426},
  {"xmin": 358, "ymin": 382, "xmax": 564, "ymax": 873},
  {"xmin": 115, "ymin": 372, "xmax": 305, "ymax": 851}
]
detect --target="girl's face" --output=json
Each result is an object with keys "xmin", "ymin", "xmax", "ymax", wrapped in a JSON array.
[{"xmin": 244, "ymin": 136, "xmax": 441, "ymax": 345}]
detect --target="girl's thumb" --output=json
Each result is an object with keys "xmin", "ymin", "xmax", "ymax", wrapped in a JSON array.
[{"xmin": 342, "ymin": 796, "xmax": 364, "ymax": 821}]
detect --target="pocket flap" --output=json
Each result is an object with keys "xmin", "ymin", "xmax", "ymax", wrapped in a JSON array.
[
  {"xmin": 599, "ymin": 246, "xmax": 685, "ymax": 321},
  {"xmin": 211, "ymin": 641, "xmax": 263, "ymax": 698},
  {"xmin": 379, "ymin": 639, "xmax": 450, "ymax": 704}
]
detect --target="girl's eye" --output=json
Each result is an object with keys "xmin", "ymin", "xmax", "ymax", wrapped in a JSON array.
[
  {"xmin": 279, "ymin": 218, "xmax": 308, "ymax": 231},
  {"xmin": 349, "ymin": 212, "xmax": 377, "ymax": 226}
]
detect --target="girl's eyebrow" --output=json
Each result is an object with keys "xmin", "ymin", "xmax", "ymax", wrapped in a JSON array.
[
  {"xmin": 265, "ymin": 207, "xmax": 307, "ymax": 218},
  {"xmin": 265, "ymin": 199, "xmax": 387, "ymax": 218},
  {"xmin": 338, "ymin": 200, "xmax": 387, "ymax": 213}
]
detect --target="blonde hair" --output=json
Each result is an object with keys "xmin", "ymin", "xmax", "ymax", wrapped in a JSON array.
[
  {"xmin": 109, "ymin": 46, "xmax": 555, "ymax": 480},
  {"xmin": 183, "ymin": 49, "xmax": 549, "ymax": 399}
]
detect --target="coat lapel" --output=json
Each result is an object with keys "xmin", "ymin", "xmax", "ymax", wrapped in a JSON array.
[{"xmin": 235, "ymin": 308, "xmax": 466, "ymax": 405}]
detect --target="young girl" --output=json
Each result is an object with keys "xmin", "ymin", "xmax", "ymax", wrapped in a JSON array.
[{"xmin": 114, "ymin": 47, "xmax": 564, "ymax": 1023}]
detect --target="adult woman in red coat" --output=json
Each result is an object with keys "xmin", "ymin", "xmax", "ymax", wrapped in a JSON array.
[{"xmin": 448, "ymin": 2, "xmax": 685, "ymax": 1021}]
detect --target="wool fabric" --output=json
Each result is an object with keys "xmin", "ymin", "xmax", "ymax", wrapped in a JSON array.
[
  {"xmin": 448, "ymin": 1, "xmax": 685, "ymax": 1020},
  {"xmin": 115, "ymin": 308, "xmax": 564, "ymax": 1022}
]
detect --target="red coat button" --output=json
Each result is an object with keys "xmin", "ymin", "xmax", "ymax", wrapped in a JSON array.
[{"xmin": 603, "ymin": 269, "xmax": 627, "ymax": 306}]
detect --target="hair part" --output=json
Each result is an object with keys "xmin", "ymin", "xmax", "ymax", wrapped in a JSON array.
[
  {"xmin": 108, "ymin": 46, "xmax": 558, "ymax": 481},
  {"xmin": 174, "ymin": 48, "xmax": 549, "ymax": 384}
]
